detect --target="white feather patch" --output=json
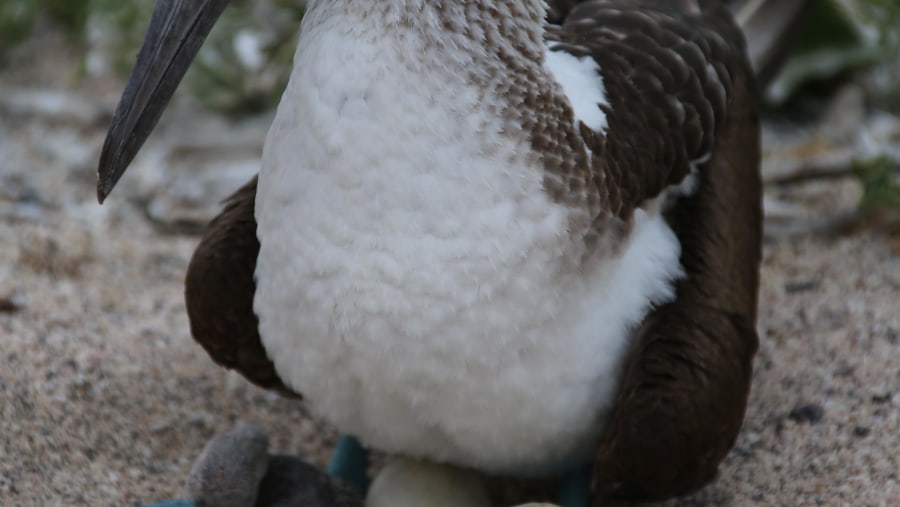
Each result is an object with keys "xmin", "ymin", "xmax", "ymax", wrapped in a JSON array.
[
  {"xmin": 544, "ymin": 45, "xmax": 610, "ymax": 133},
  {"xmin": 253, "ymin": 4, "xmax": 683, "ymax": 475}
]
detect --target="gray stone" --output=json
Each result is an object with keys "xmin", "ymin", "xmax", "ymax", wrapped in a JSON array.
[{"xmin": 186, "ymin": 425, "xmax": 271, "ymax": 507}]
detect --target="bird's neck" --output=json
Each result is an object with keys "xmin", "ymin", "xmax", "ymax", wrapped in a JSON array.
[
  {"xmin": 301, "ymin": 0, "xmax": 548, "ymax": 69},
  {"xmin": 290, "ymin": 0, "xmax": 561, "ymax": 150},
  {"xmin": 281, "ymin": 0, "xmax": 593, "ymax": 235}
]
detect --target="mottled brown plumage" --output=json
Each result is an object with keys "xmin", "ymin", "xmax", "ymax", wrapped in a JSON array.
[
  {"xmin": 183, "ymin": 0, "xmax": 764, "ymax": 503},
  {"xmin": 185, "ymin": 176, "xmax": 297, "ymax": 397},
  {"xmin": 537, "ymin": 1, "xmax": 751, "ymax": 255},
  {"xmin": 538, "ymin": 1, "xmax": 764, "ymax": 500},
  {"xmin": 591, "ymin": 67, "xmax": 762, "ymax": 501}
]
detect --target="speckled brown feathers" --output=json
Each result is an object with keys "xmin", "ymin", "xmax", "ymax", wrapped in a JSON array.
[
  {"xmin": 543, "ymin": 1, "xmax": 747, "ymax": 222},
  {"xmin": 591, "ymin": 67, "xmax": 761, "ymax": 502},
  {"xmin": 545, "ymin": 1, "xmax": 763, "ymax": 501},
  {"xmin": 185, "ymin": 176, "xmax": 298, "ymax": 398}
]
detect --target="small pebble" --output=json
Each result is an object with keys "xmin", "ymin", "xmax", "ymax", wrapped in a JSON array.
[
  {"xmin": 186, "ymin": 425, "xmax": 270, "ymax": 507},
  {"xmin": 788, "ymin": 403, "xmax": 825, "ymax": 424},
  {"xmin": 853, "ymin": 426, "xmax": 871, "ymax": 438},
  {"xmin": 366, "ymin": 458, "xmax": 491, "ymax": 507},
  {"xmin": 871, "ymin": 392, "xmax": 893, "ymax": 404},
  {"xmin": 0, "ymin": 295, "xmax": 22, "ymax": 313},
  {"xmin": 784, "ymin": 279, "xmax": 820, "ymax": 293},
  {"xmin": 886, "ymin": 328, "xmax": 898, "ymax": 344}
]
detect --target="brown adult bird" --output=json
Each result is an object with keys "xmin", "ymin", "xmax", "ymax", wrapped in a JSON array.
[{"xmin": 98, "ymin": 0, "xmax": 812, "ymax": 504}]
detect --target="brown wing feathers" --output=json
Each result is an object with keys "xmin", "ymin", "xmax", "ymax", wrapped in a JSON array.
[
  {"xmin": 548, "ymin": 1, "xmax": 747, "ymax": 217},
  {"xmin": 592, "ymin": 69, "xmax": 761, "ymax": 501},
  {"xmin": 549, "ymin": 1, "xmax": 764, "ymax": 501},
  {"xmin": 184, "ymin": 176, "xmax": 298, "ymax": 398}
]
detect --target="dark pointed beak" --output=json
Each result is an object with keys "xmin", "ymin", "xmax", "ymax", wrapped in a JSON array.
[{"xmin": 97, "ymin": 0, "xmax": 230, "ymax": 203}]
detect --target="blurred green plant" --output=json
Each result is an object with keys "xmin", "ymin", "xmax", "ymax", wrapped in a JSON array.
[
  {"xmin": 0, "ymin": 0, "xmax": 896, "ymax": 115},
  {"xmin": 855, "ymin": 155, "xmax": 900, "ymax": 211},
  {"xmin": 0, "ymin": 0, "xmax": 90, "ymax": 52},
  {"xmin": 0, "ymin": 0, "xmax": 38, "ymax": 52},
  {"xmin": 0, "ymin": 0, "xmax": 303, "ymax": 113},
  {"xmin": 769, "ymin": 0, "xmax": 900, "ymax": 103},
  {"xmin": 186, "ymin": 0, "xmax": 305, "ymax": 114},
  {"xmin": 45, "ymin": 0, "xmax": 91, "ymax": 37},
  {"xmin": 86, "ymin": 0, "xmax": 154, "ymax": 74}
]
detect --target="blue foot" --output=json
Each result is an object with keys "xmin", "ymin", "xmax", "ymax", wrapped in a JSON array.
[
  {"xmin": 326, "ymin": 434, "xmax": 370, "ymax": 496},
  {"xmin": 559, "ymin": 462, "xmax": 592, "ymax": 507}
]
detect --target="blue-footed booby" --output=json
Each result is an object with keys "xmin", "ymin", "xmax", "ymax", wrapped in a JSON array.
[{"xmin": 98, "ymin": 0, "xmax": 812, "ymax": 503}]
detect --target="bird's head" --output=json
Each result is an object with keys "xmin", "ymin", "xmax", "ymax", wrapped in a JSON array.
[{"xmin": 96, "ymin": 0, "xmax": 231, "ymax": 203}]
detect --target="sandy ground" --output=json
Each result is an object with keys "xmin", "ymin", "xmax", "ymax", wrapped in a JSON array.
[{"xmin": 2, "ymin": 34, "xmax": 900, "ymax": 507}]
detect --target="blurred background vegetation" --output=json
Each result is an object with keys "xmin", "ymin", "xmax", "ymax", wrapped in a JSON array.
[
  {"xmin": 0, "ymin": 0, "xmax": 306, "ymax": 114},
  {"xmin": 0, "ymin": 0, "xmax": 897, "ymax": 216},
  {"xmin": 0, "ymin": 0, "xmax": 897, "ymax": 113}
]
